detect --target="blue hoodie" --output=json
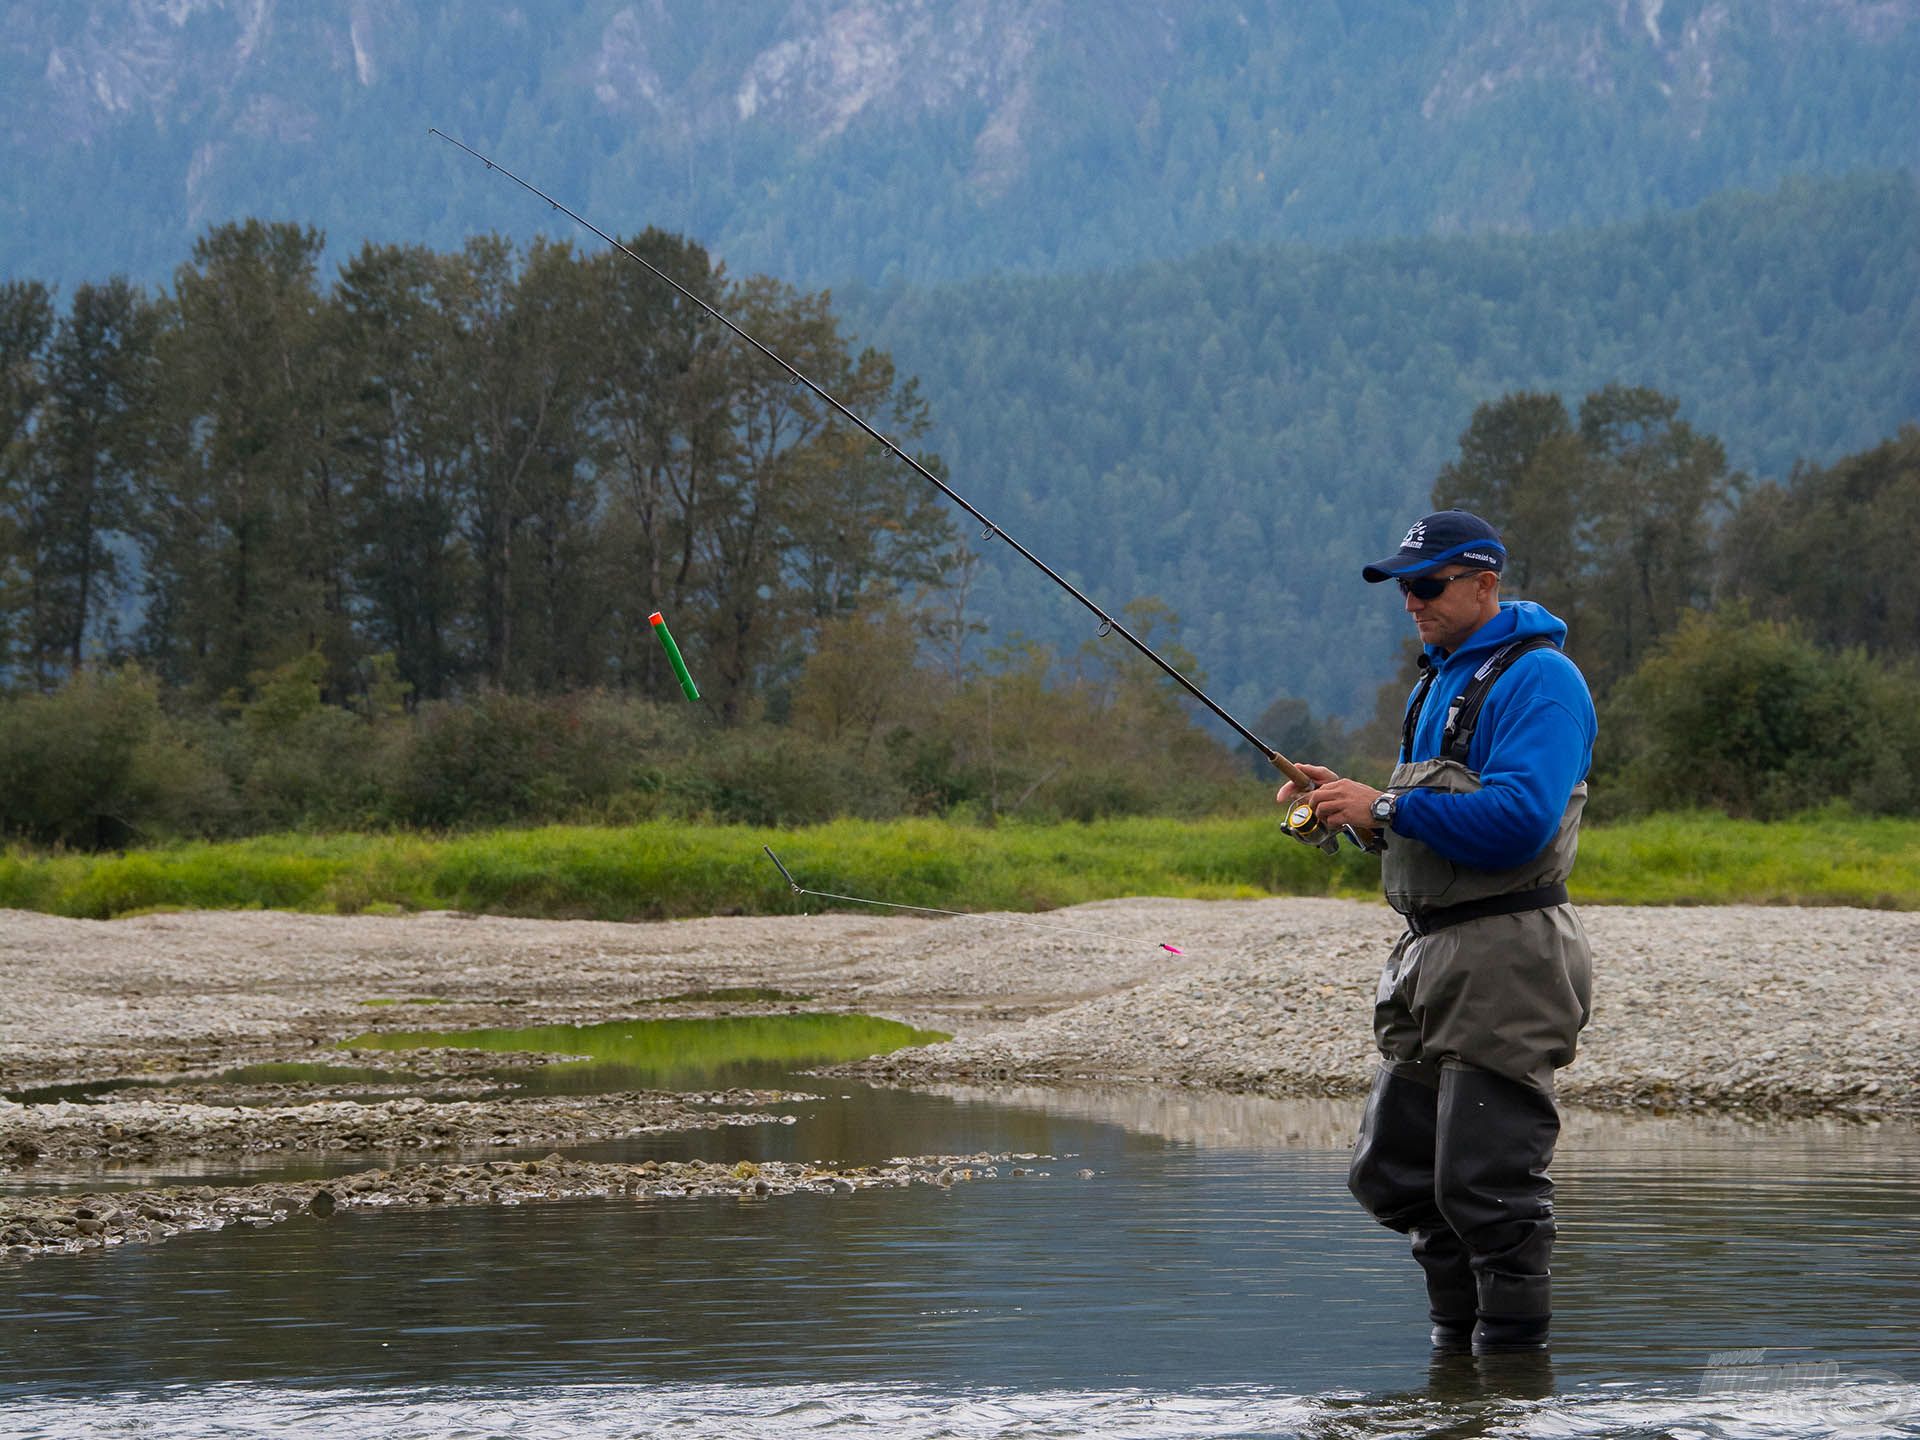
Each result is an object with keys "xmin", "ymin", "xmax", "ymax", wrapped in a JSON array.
[{"xmin": 1391, "ymin": 600, "xmax": 1596, "ymax": 871}]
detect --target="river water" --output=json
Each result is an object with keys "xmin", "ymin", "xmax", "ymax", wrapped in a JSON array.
[{"xmin": 2, "ymin": 1048, "xmax": 1917, "ymax": 1437}]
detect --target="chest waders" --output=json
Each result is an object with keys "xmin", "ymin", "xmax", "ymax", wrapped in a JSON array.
[{"xmin": 1344, "ymin": 636, "xmax": 1594, "ymax": 1355}]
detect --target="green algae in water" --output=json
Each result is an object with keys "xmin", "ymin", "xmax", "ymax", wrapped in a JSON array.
[{"xmin": 337, "ymin": 1013, "xmax": 949, "ymax": 1093}]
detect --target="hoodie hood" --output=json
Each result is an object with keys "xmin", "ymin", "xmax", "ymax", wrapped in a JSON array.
[{"xmin": 1424, "ymin": 600, "xmax": 1568, "ymax": 666}]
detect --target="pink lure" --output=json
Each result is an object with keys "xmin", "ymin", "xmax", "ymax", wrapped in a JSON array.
[{"xmin": 1160, "ymin": 943, "xmax": 1183, "ymax": 955}]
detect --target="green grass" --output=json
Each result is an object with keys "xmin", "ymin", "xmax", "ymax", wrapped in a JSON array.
[
  {"xmin": 1572, "ymin": 811, "xmax": 1920, "ymax": 908},
  {"xmin": 0, "ymin": 812, "xmax": 1914, "ymax": 920}
]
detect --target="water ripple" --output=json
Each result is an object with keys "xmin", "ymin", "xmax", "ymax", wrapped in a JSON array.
[{"xmin": 5, "ymin": 1378, "xmax": 1919, "ymax": 1440}]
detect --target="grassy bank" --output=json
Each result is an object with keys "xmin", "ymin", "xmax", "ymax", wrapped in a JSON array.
[{"xmin": 0, "ymin": 813, "xmax": 1914, "ymax": 921}]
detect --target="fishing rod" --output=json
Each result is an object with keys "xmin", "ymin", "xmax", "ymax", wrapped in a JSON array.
[
  {"xmin": 763, "ymin": 847, "xmax": 1185, "ymax": 953},
  {"xmin": 430, "ymin": 129, "xmax": 1370, "ymax": 854}
]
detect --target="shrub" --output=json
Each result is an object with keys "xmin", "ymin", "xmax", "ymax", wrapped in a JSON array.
[
  {"xmin": 676, "ymin": 727, "xmax": 905, "ymax": 826},
  {"xmin": 1599, "ymin": 605, "xmax": 1920, "ymax": 818},
  {"xmin": 0, "ymin": 668, "xmax": 231, "ymax": 846},
  {"xmin": 239, "ymin": 705, "xmax": 398, "ymax": 831},
  {"xmin": 387, "ymin": 692, "xmax": 624, "ymax": 828}
]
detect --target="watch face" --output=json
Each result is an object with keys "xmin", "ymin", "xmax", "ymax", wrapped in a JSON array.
[{"xmin": 1371, "ymin": 794, "xmax": 1394, "ymax": 821}]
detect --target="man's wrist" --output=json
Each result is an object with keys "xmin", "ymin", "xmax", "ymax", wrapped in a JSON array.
[{"xmin": 1369, "ymin": 789, "xmax": 1401, "ymax": 829}]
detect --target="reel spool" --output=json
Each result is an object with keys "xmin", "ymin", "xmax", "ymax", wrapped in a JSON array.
[{"xmin": 1282, "ymin": 794, "xmax": 1342, "ymax": 854}]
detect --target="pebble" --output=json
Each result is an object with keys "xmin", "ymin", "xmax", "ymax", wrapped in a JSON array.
[
  {"xmin": 0, "ymin": 1153, "xmax": 1037, "ymax": 1262},
  {"xmin": 0, "ymin": 1089, "xmax": 813, "ymax": 1166}
]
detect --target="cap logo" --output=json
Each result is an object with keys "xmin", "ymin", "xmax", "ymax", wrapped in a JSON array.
[
  {"xmin": 1402, "ymin": 521, "xmax": 1428, "ymax": 549},
  {"xmin": 1462, "ymin": 550, "xmax": 1499, "ymax": 565}
]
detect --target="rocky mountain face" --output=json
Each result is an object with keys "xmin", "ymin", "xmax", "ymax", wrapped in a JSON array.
[{"xmin": 4, "ymin": 0, "xmax": 1916, "ymax": 289}]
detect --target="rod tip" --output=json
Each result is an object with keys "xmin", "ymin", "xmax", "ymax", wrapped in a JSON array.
[
  {"xmin": 648, "ymin": 612, "xmax": 665, "ymax": 626},
  {"xmin": 761, "ymin": 845, "xmax": 802, "ymax": 893}
]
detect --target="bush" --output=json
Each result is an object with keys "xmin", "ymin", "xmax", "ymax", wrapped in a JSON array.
[
  {"xmin": 1598, "ymin": 605, "xmax": 1920, "ymax": 818},
  {"xmin": 386, "ymin": 691, "xmax": 653, "ymax": 828},
  {"xmin": 238, "ymin": 706, "xmax": 396, "ymax": 830},
  {"xmin": 676, "ymin": 727, "xmax": 906, "ymax": 826},
  {"xmin": 0, "ymin": 668, "xmax": 231, "ymax": 846},
  {"xmin": 0, "ymin": 641, "xmax": 1273, "ymax": 847}
]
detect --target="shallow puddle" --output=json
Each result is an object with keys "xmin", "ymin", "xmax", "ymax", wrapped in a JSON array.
[{"xmin": 211, "ymin": 1062, "xmax": 418, "ymax": 1089}]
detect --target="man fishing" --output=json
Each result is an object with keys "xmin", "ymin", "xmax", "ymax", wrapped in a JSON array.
[{"xmin": 1276, "ymin": 509, "xmax": 1596, "ymax": 1355}]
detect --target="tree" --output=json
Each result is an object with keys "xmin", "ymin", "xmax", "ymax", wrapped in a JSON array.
[
  {"xmin": 0, "ymin": 281, "xmax": 55, "ymax": 680},
  {"xmin": 31, "ymin": 279, "xmax": 159, "ymax": 677},
  {"xmin": 690, "ymin": 276, "xmax": 956, "ymax": 717},
  {"xmin": 138, "ymin": 221, "xmax": 347, "ymax": 702},
  {"xmin": 440, "ymin": 235, "xmax": 598, "ymax": 691},
  {"xmin": 1600, "ymin": 604, "xmax": 1920, "ymax": 818},
  {"xmin": 1575, "ymin": 384, "xmax": 1737, "ymax": 689},
  {"xmin": 0, "ymin": 282, "xmax": 51, "ymax": 463},
  {"xmin": 789, "ymin": 603, "xmax": 922, "ymax": 750},
  {"xmin": 587, "ymin": 231, "xmax": 733, "ymax": 699},
  {"xmin": 334, "ymin": 241, "xmax": 476, "ymax": 702},
  {"xmin": 1719, "ymin": 425, "xmax": 1920, "ymax": 663},
  {"xmin": 1428, "ymin": 384, "xmax": 1737, "ymax": 695},
  {"xmin": 1430, "ymin": 391, "xmax": 1586, "ymax": 605}
]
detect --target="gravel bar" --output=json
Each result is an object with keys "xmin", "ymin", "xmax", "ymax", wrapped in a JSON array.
[
  {"xmin": 0, "ymin": 1089, "xmax": 807, "ymax": 1164},
  {"xmin": 2, "ymin": 899, "xmax": 1913, "ymax": 1125},
  {"xmin": 0, "ymin": 1151, "xmax": 1035, "ymax": 1261}
]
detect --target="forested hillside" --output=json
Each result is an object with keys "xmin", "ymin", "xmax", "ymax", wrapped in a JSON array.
[
  {"xmin": 5, "ymin": 0, "xmax": 1917, "ymax": 291},
  {"xmin": 845, "ymin": 173, "xmax": 1920, "ymax": 719}
]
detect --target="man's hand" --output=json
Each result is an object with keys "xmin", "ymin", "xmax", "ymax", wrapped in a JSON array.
[
  {"xmin": 1275, "ymin": 764, "xmax": 1384, "ymax": 830},
  {"xmin": 1274, "ymin": 762, "xmax": 1340, "ymax": 808}
]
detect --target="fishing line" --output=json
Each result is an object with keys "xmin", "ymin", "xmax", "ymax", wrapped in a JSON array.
[
  {"xmin": 763, "ymin": 846, "xmax": 1184, "ymax": 954},
  {"xmin": 431, "ymin": 127, "xmax": 1371, "ymax": 853}
]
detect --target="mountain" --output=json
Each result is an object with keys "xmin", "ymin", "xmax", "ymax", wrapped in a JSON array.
[
  {"xmin": 4, "ymin": 0, "xmax": 1918, "ymax": 292},
  {"xmin": 840, "ymin": 173, "xmax": 1920, "ymax": 721}
]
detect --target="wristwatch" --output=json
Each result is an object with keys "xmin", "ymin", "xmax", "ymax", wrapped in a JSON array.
[{"xmin": 1369, "ymin": 790, "xmax": 1400, "ymax": 828}]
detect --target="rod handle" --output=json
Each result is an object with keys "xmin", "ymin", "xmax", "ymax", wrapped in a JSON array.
[{"xmin": 1265, "ymin": 749, "xmax": 1314, "ymax": 790}]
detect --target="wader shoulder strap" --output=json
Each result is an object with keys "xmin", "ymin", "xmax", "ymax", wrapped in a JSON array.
[
  {"xmin": 1399, "ymin": 657, "xmax": 1440, "ymax": 764},
  {"xmin": 1444, "ymin": 634, "xmax": 1557, "ymax": 764},
  {"xmin": 1401, "ymin": 635, "xmax": 1559, "ymax": 766}
]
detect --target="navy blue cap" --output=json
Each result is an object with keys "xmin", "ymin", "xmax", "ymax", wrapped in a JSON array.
[{"xmin": 1362, "ymin": 510, "xmax": 1507, "ymax": 583}]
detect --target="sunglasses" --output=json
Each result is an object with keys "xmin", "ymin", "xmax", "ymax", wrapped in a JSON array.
[{"xmin": 1396, "ymin": 571, "xmax": 1488, "ymax": 601}]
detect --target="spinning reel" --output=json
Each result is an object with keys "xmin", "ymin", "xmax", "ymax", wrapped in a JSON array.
[{"xmin": 1281, "ymin": 791, "xmax": 1384, "ymax": 855}]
